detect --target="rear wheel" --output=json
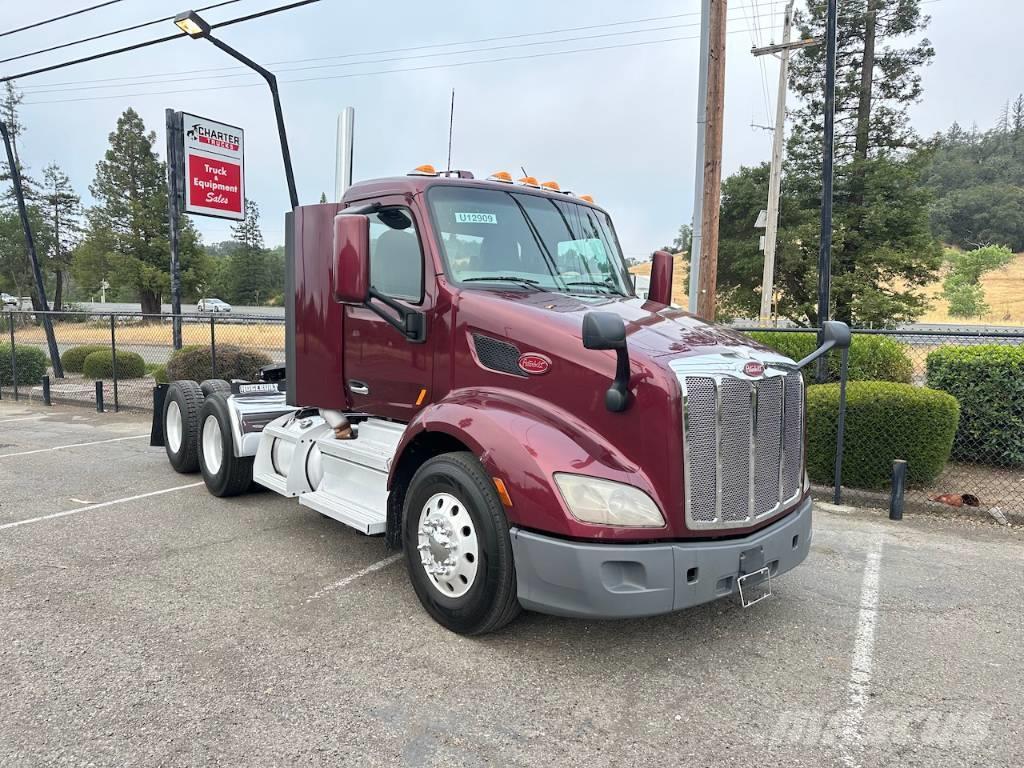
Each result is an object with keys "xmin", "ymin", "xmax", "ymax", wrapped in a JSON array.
[
  {"xmin": 200, "ymin": 378, "xmax": 231, "ymax": 397},
  {"xmin": 403, "ymin": 452, "xmax": 521, "ymax": 635},
  {"xmin": 198, "ymin": 393, "xmax": 253, "ymax": 497},
  {"xmin": 163, "ymin": 380, "xmax": 203, "ymax": 473}
]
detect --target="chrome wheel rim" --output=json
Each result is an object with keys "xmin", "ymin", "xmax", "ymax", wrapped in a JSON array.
[
  {"xmin": 165, "ymin": 400, "xmax": 183, "ymax": 454},
  {"xmin": 201, "ymin": 414, "xmax": 223, "ymax": 475},
  {"xmin": 417, "ymin": 492, "xmax": 479, "ymax": 598}
]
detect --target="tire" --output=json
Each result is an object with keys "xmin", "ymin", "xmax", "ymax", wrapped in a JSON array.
[
  {"xmin": 200, "ymin": 378, "xmax": 231, "ymax": 397},
  {"xmin": 163, "ymin": 380, "xmax": 203, "ymax": 473},
  {"xmin": 403, "ymin": 452, "xmax": 521, "ymax": 635},
  {"xmin": 197, "ymin": 393, "xmax": 253, "ymax": 497}
]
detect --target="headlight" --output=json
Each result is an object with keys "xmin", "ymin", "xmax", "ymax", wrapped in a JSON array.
[{"xmin": 553, "ymin": 473, "xmax": 665, "ymax": 528}]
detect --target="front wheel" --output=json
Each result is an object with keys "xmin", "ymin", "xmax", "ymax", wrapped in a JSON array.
[
  {"xmin": 197, "ymin": 393, "xmax": 253, "ymax": 497},
  {"xmin": 403, "ymin": 452, "xmax": 521, "ymax": 635}
]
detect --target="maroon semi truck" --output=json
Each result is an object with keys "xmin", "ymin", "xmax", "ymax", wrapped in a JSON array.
[{"xmin": 155, "ymin": 166, "xmax": 850, "ymax": 635}]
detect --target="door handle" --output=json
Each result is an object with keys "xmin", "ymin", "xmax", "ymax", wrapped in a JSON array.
[{"xmin": 348, "ymin": 380, "xmax": 369, "ymax": 395}]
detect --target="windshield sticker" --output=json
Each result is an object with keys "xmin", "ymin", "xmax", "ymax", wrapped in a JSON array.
[{"xmin": 454, "ymin": 212, "xmax": 497, "ymax": 224}]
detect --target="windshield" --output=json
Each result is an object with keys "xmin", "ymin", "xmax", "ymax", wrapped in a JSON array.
[{"xmin": 427, "ymin": 186, "xmax": 634, "ymax": 296}]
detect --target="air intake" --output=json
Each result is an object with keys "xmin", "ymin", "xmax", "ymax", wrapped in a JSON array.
[{"xmin": 472, "ymin": 334, "xmax": 527, "ymax": 377}]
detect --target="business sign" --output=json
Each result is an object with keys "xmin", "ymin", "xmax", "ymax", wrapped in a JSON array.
[{"xmin": 182, "ymin": 112, "xmax": 244, "ymax": 220}]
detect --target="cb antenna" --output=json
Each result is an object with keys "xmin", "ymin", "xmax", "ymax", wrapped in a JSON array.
[{"xmin": 446, "ymin": 88, "xmax": 455, "ymax": 173}]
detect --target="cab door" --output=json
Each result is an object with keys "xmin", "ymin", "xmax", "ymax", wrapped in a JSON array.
[{"xmin": 343, "ymin": 199, "xmax": 433, "ymax": 421}]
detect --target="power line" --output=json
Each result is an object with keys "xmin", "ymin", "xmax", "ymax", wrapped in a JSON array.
[
  {"xmin": 0, "ymin": 1, "xmax": 244, "ymax": 66},
  {"xmin": 0, "ymin": 0, "xmax": 125, "ymax": 40},
  {"xmin": 17, "ymin": 4, "xmax": 786, "ymax": 93},
  {"xmin": 1, "ymin": 0, "xmax": 323, "ymax": 84},
  {"xmin": 21, "ymin": 27, "xmax": 774, "ymax": 106}
]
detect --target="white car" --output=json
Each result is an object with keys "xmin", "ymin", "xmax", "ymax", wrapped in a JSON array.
[
  {"xmin": 1, "ymin": 292, "xmax": 18, "ymax": 307},
  {"xmin": 197, "ymin": 298, "xmax": 232, "ymax": 313}
]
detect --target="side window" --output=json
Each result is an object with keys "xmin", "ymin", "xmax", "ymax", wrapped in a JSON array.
[{"xmin": 369, "ymin": 207, "xmax": 424, "ymax": 302}]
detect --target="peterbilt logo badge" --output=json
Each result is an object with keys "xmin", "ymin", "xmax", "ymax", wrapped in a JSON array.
[
  {"xmin": 518, "ymin": 353, "xmax": 551, "ymax": 375},
  {"xmin": 743, "ymin": 361, "xmax": 765, "ymax": 377}
]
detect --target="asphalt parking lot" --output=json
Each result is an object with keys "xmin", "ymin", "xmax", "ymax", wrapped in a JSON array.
[{"xmin": 1, "ymin": 401, "xmax": 1021, "ymax": 767}]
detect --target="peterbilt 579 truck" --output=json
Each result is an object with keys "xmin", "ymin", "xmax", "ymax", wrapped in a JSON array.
[{"xmin": 154, "ymin": 165, "xmax": 850, "ymax": 635}]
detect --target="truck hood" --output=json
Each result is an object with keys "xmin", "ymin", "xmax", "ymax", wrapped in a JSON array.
[{"xmin": 455, "ymin": 288, "xmax": 759, "ymax": 361}]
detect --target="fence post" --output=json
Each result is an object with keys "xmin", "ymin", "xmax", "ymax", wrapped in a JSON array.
[
  {"xmin": 95, "ymin": 380, "xmax": 104, "ymax": 412},
  {"xmin": 110, "ymin": 313, "xmax": 119, "ymax": 413},
  {"xmin": 42, "ymin": 374, "xmax": 51, "ymax": 406},
  {"xmin": 210, "ymin": 315, "xmax": 217, "ymax": 379},
  {"xmin": 8, "ymin": 312, "xmax": 17, "ymax": 401},
  {"xmin": 889, "ymin": 460, "xmax": 906, "ymax": 521},
  {"xmin": 832, "ymin": 346, "xmax": 849, "ymax": 504}
]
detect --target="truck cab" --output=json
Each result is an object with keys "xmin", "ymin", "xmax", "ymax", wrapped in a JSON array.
[{"xmin": 157, "ymin": 166, "xmax": 850, "ymax": 635}]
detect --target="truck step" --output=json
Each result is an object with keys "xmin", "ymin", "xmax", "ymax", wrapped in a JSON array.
[
  {"xmin": 296, "ymin": 417, "xmax": 404, "ymax": 536},
  {"xmin": 299, "ymin": 489, "xmax": 386, "ymax": 535}
]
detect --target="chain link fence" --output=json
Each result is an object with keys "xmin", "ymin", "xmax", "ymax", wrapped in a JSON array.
[
  {"xmin": 1, "ymin": 309, "xmax": 284, "ymax": 412},
  {"xmin": 4, "ymin": 310, "xmax": 1021, "ymax": 519},
  {"xmin": 738, "ymin": 325, "xmax": 1024, "ymax": 520}
]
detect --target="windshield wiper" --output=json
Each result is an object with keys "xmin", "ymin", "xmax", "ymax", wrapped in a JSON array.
[
  {"xmin": 462, "ymin": 276, "xmax": 544, "ymax": 290},
  {"xmin": 563, "ymin": 279, "xmax": 625, "ymax": 296}
]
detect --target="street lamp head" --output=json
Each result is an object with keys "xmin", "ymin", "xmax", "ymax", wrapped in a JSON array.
[{"xmin": 174, "ymin": 10, "xmax": 210, "ymax": 38}]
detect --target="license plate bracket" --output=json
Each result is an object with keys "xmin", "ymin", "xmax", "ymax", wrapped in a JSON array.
[{"xmin": 737, "ymin": 566, "xmax": 772, "ymax": 608}]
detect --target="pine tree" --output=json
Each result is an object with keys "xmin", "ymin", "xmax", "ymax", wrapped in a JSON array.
[
  {"xmin": 40, "ymin": 164, "xmax": 82, "ymax": 310},
  {"xmin": 225, "ymin": 198, "xmax": 270, "ymax": 304},
  {"xmin": 77, "ymin": 108, "xmax": 201, "ymax": 313},
  {"xmin": 771, "ymin": 0, "xmax": 941, "ymax": 325}
]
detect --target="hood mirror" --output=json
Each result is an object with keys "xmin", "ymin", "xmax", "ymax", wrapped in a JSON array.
[
  {"xmin": 583, "ymin": 312, "xmax": 630, "ymax": 412},
  {"xmin": 794, "ymin": 320, "xmax": 852, "ymax": 369}
]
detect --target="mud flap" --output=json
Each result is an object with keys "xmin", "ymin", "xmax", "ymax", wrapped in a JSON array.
[{"xmin": 150, "ymin": 384, "xmax": 168, "ymax": 447}]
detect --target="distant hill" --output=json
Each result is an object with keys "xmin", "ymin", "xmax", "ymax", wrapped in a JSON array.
[{"xmin": 915, "ymin": 251, "xmax": 1024, "ymax": 326}]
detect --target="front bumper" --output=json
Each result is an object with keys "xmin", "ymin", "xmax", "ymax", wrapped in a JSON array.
[{"xmin": 509, "ymin": 496, "xmax": 812, "ymax": 619}]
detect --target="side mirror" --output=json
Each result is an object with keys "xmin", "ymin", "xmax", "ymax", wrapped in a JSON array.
[
  {"xmin": 582, "ymin": 312, "xmax": 630, "ymax": 412},
  {"xmin": 795, "ymin": 320, "xmax": 852, "ymax": 369},
  {"xmin": 332, "ymin": 214, "xmax": 370, "ymax": 304},
  {"xmin": 647, "ymin": 249, "xmax": 674, "ymax": 305}
]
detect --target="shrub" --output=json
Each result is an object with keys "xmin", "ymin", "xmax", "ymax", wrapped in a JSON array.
[
  {"xmin": 806, "ymin": 381, "xmax": 959, "ymax": 490},
  {"xmin": 61, "ymin": 344, "xmax": 109, "ymax": 373},
  {"xmin": 82, "ymin": 349, "xmax": 147, "ymax": 380},
  {"xmin": 748, "ymin": 331, "xmax": 914, "ymax": 384},
  {"xmin": 166, "ymin": 344, "xmax": 271, "ymax": 382},
  {"xmin": 0, "ymin": 342, "xmax": 49, "ymax": 387},
  {"xmin": 926, "ymin": 344, "xmax": 1024, "ymax": 466},
  {"xmin": 150, "ymin": 364, "xmax": 169, "ymax": 384}
]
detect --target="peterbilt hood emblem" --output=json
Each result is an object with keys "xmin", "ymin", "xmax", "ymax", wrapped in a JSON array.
[
  {"xmin": 743, "ymin": 361, "xmax": 765, "ymax": 377},
  {"xmin": 518, "ymin": 353, "xmax": 551, "ymax": 375}
]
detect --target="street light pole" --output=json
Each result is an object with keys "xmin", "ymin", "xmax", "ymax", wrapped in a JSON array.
[
  {"xmin": 174, "ymin": 10, "xmax": 299, "ymax": 210},
  {"xmin": 1, "ymin": 121, "xmax": 64, "ymax": 378}
]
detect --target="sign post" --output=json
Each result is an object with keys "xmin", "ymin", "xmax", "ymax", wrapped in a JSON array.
[{"xmin": 166, "ymin": 110, "xmax": 245, "ymax": 349}]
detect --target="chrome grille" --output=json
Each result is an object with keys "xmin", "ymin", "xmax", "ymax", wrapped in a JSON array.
[{"xmin": 680, "ymin": 368, "xmax": 805, "ymax": 530}]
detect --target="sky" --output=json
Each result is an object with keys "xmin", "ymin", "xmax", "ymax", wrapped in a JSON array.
[{"xmin": 3, "ymin": 0, "xmax": 1021, "ymax": 262}]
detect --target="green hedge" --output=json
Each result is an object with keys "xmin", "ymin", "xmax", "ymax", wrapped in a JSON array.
[
  {"xmin": 926, "ymin": 345, "xmax": 1024, "ymax": 466},
  {"xmin": 748, "ymin": 331, "xmax": 914, "ymax": 383},
  {"xmin": 0, "ymin": 342, "xmax": 48, "ymax": 387},
  {"xmin": 82, "ymin": 349, "xmax": 147, "ymax": 380},
  {"xmin": 166, "ymin": 344, "xmax": 271, "ymax": 383},
  {"xmin": 807, "ymin": 381, "xmax": 959, "ymax": 489},
  {"xmin": 60, "ymin": 344, "xmax": 109, "ymax": 373}
]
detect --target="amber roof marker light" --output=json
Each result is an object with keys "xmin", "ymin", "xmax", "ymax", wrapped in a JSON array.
[
  {"xmin": 409, "ymin": 164, "xmax": 439, "ymax": 176},
  {"xmin": 488, "ymin": 170, "xmax": 514, "ymax": 183}
]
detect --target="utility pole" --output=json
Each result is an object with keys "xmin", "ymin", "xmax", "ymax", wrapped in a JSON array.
[
  {"xmin": 816, "ymin": 0, "xmax": 839, "ymax": 383},
  {"xmin": 687, "ymin": 0, "xmax": 711, "ymax": 314},
  {"xmin": 1, "ymin": 121, "xmax": 64, "ymax": 378},
  {"xmin": 165, "ymin": 109, "xmax": 183, "ymax": 349},
  {"xmin": 753, "ymin": 1, "xmax": 819, "ymax": 325},
  {"xmin": 695, "ymin": 0, "xmax": 728, "ymax": 321}
]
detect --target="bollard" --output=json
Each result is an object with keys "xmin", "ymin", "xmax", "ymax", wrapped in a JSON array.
[
  {"xmin": 95, "ymin": 380, "xmax": 104, "ymax": 413},
  {"xmin": 889, "ymin": 459, "xmax": 907, "ymax": 521},
  {"xmin": 42, "ymin": 375, "xmax": 51, "ymax": 406}
]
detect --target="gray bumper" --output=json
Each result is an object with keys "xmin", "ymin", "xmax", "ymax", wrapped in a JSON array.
[{"xmin": 509, "ymin": 496, "xmax": 812, "ymax": 619}]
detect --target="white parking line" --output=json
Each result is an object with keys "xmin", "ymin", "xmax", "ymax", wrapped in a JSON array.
[
  {"xmin": 0, "ymin": 483, "xmax": 204, "ymax": 531},
  {"xmin": 305, "ymin": 554, "xmax": 403, "ymax": 602},
  {"xmin": 0, "ymin": 434, "xmax": 148, "ymax": 459},
  {"xmin": 838, "ymin": 538, "xmax": 884, "ymax": 768},
  {"xmin": 0, "ymin": 415, "xmax": 45, "ymax": 424}
]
